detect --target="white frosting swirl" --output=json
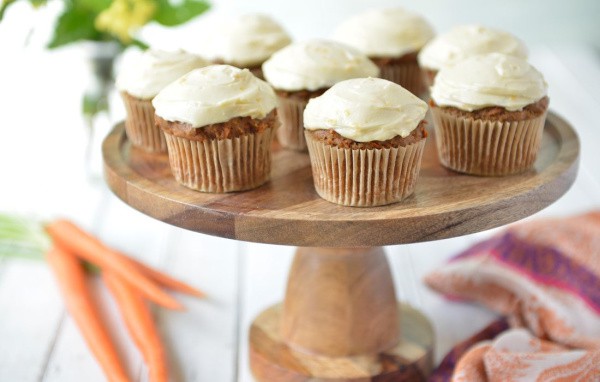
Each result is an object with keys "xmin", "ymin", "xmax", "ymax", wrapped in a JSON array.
[
  {"xmin": 418, "ymin": 25, "xmax": 528, "ymax": 71},
  {"xmin": 262, "ymin": 39, "xmax": 379, "ymax": 91},
  {"xmin": 152, "ymin": 65, "xmax": 277, "ymax": 128},
  {"xmin": 206, "ymin": 14, "xmax": 291, "ymax": 67},
  {"xmin": 116, "ymin": 49, "xmax": 208, "ymax": 99},
  {"xmin": 332, "ymin": 8, "xmax": 435, "ymax": 57},
  {"xmin": 430, "ymin": 53, "xmax": 548, "ymax": 112},
  {"xmin": 304, "ymin": 77, "xmax": 428, "ymax": 142}
]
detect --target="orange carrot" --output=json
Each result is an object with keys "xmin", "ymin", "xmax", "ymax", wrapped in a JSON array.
[
  {"xmin": 104, "ymin": 272, "xmax": 168, "ymax": 382},
  {"xmin": 46, "ymin": 246, "xmax": 130, "ymax": 382},
  {"xmin": 126, "ymin": 257, "xmax": 205, "ymax": 298},
  {"xmin": 46, "ymin": 219, "xmax": 182, "ymax": 310}
]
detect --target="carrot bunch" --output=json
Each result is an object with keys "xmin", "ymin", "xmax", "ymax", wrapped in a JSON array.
[{"xmin": 45, "ymin": 219, "xmax": 204, "ymax": 382}]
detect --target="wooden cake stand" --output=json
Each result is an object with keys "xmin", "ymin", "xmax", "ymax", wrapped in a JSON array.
[{"xmin": 103, "ymin": 112, "xmax": 579, "ymax": 381}]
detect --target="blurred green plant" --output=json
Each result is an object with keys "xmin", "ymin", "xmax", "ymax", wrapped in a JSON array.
[
  {"xmin": 1, "ymin": 0, "xmax": 209, "ymax": 177},
  {"xmin": 0, "ymin": 213, "xmax": 50, "ymax": 261},
  {"xmin": 0, "ymin": 213, "xmax": 100, "ymax": 274},
  {"xmin": 0, "ymin": 0, "xmax": 210, "ymax": 48}
]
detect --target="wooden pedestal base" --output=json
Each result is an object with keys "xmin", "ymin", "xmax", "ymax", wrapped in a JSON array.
[
  {"xmin": 250, "ymin": 303, "xmax": 433, "ymax": 382},
  {"xmin": 249, "ymin": 247, "xmax": 434, "ymax": 382}
]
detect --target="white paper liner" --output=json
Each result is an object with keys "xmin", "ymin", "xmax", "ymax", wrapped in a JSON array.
[
  {"xmin": 378, "ymin": 61, "xmax": 427, "ymax": 97},
  {"xmin": 121, "ymin": 92, "xmax": 167, "ymax": 153},
  {"xmin": 305, "ymin": 132, "xmax": 426, "ymax": 207},
  {"xmin": 276, "ymin": 96, "xmax": 308, "ymax": 151},
  {"xmin": 431, "ymin": 107, "xmax": 547, "ymax": 176},
  {"xmin": 163, "ymin": 127, "xmax": 275, "ymax": 192}
]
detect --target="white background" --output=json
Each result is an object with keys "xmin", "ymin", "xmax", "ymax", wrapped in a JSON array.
[{"xmin": 1, "ymin": 1, "xmax": 600, "ymax": 381}]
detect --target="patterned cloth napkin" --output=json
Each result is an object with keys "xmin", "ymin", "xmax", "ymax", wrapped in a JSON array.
[{"xmin": 425, "ymin": 211, "xmax": 600, "ymax": 381}]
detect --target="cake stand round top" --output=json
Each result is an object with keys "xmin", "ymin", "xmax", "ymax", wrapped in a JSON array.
[{"xmin": 103, "ymin": 111, "xmax": 579, "ymax": 247}]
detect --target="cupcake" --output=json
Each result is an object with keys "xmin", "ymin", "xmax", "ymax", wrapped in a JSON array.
[
  {"xmin": 201, "ymin": 13, "xmax": 291, "ymax": 79},
  {"xmin": 418, "ymin": 25, "xmax": 528, "ymax": 87},
  {"xmin": 332, "ymin": 8, "xmax": 434, "ymax": 96},
  {"xmin": 152, "ymin": 65, "xmax": 278, "ymax": 192},
  {"xmin": 430, "ymin": 53, "xmax": 549, "ymax": 176},
  {"xmin": 304, "ymin": 77, "xmax": 428, "ymax": 207},
  {"xmin": 262, "ymin": 39, "xmax": 379, "ymax": 151},
  {"xmin": 116, "ymin": 49, "xmax": 208, "ymax": 152}
]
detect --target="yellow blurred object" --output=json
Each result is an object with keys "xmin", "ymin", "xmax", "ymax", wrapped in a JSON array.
[{"xmin": 95, "ymin": 0, "xmax": 156, "ymax": 44}]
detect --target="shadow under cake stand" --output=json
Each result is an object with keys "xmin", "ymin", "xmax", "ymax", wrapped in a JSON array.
[{"xmin": 102, "ymin": 111, "xmax": 579, "ymax": 381}]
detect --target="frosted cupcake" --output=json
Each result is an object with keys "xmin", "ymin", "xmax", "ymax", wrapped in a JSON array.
[
  {"xmin": 418, "ymin": 25, "xmax": 528, "ymax": 87},
  {"xmin": 332, "ymin": 8, "xmax": 434, "ymax": 96},
  {"xmin": 262, "ymin": 39, "xmax": 379, "ymax": 151},
  {"xmin": 116, "ymin": 49, "xmax": 207, "ymax": 152},
  {"xmin": 203, "ymin": 14, "xmax": 291, "ymax": 79},
  {"xmin": 152, "ymin": 65, "xmax": 278, "ymax": 192},
  {"xmin": 430, "ymin": 53, "xmax": 549, "ymax": 176},
  {"xmin": 304, "ymin": 77, "xmax": 428, "ymax": 207}
]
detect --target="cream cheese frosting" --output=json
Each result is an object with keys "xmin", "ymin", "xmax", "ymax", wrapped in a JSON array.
[
  {"xmin": 430, "ymin": 53, "xmax": 548, "ymax": 112},
  {"xmin": 262, "ymin": 39, "xmax": 379, "ymax": 92},
  {"xmin": 116, "ymin": 49, "xmax": 208, "ymax": 99},
  {"xmin": 304, "ymin": 77, "xmax": 428, "ymax": 142},
  {"xmin": 152, "ymin": 65, "xmax": 277, "ymax": 128},
  {"xmin": 418, "ymin": 25, "xmax": 528, "ymax": 71},
  {"xmin": 205, "ymin": 14, "xmax": 291, "ymax": 67},
  {"xmin": 332, "ymin": 8, "xmax": 435, "ymax": 57}
]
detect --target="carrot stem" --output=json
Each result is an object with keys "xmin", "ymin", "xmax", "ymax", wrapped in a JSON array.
[
  {"xmin": 46, "ymin": 246, "xmax": 130, "ymax": 382},
  {"xmin": 46, "ymin": 219, "xmax": 183, "ymax": 310},
  {"xmin": 104, "ymin": 272, "xmax": 169, "ymax": 382}
]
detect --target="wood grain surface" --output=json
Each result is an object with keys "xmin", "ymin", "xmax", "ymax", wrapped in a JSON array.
[
  {"xmin": 103, "ymin": 111, "xmax": 579, "ymax": 247},
  {"xmin": 281, "ymin": 247, "xmax": 400, "ymax": 357},
  {"xmin": 250, "ymin": 303, "xmax": 434, "ymax": 382}
]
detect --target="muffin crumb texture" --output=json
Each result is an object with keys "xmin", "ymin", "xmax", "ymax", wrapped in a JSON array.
[
  {"xmin": 430, "ymin": 97, "xmax": 549, "ymax": 123},
  {"xmin": 307, "ymin": 122, "xmax": 427, "ymax": 150},
  {"xmin": 156, "ymin": 110, "xmax": 278, "ymax": 142}
]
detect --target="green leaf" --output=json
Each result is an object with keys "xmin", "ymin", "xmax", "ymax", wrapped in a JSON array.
[
  {"xmin": 153, "ymin": 0, "xmax": 209, "ymax": 27},
  {"xmin": 30, "ymin": 0, "xmax": 47, "ymax": 7},
  {"xmin": 0, "ymin": 214, "xmax": 49, "ymax": 261},
  {"xmin": 130, "ymin": 37, "xmax": 149, "ymax": 50},
  {"xmin": 47, "ymin": 5, "xmax": 102, "ymax": 49},
  {"xmin": 0, "ymin": 0, "xmax": 15, "ymax": 21},
  {"xmin": 82, "ymin": 92, "xmax": 109, "ymax": 117},
  {"xmin": 78, "ymin": 0, "xmax": 111, "ymax": 13}
]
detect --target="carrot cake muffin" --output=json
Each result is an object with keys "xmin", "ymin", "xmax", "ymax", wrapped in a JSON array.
[
  {"xmin": 418, "ymin": 25, "xmax": 527, "ymax": 87},
  {"xmin": 116, "ymin": 49, "xmax": 207, "ymax": 152},
  {"xmin": 304, "ymin": 77, "xmax": 428, "ymax": 206},
  {"xmin": 262, "ymin": 39, "xmax": 379, "ymax": 151},
  {"xmin": 152, "ymin": 65, "xmax": 278, "ymax": 192},
  {"xmin": 332, "ymin": 8, "xmax": 434, "ymax": 96},
  {"xmin": 430, "ymin": 53, "xmax": 549, "ymax": 176},
  {"xmin": 202, "ymin": 13, "xmax": 291, "ymax": 79}
]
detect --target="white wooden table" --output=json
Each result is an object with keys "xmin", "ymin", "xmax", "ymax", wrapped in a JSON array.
[{"xmin": 1, "ymin": 40, "xmax": 599, "ymax": 381}]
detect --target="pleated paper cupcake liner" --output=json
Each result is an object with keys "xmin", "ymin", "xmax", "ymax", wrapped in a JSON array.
[
  {"xmin": 121, "ymin": 92, "xmax": 167, "ymax": 153},
  {"xmin": 276, "ymin": 96, "xmax": 308, "ymax": 151},
  {"xmin": 163, "ymin": 127, "xmax": 275, "ymax": 193},
  {"xmin": 305, "ymin": 132, "xmax": 426, "ymax": 207},
  {"xmin": 378, "ymin": 62, "xmax": 427, "ymax": 97},
  {"xmin": 431, "ymin": 108, "xmax": 547, "ymax": 176}
]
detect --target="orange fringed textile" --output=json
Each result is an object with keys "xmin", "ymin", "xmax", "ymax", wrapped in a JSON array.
[{"xmin": 426, "ymin": 211, "xmax": 600, "ymax": 381}]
